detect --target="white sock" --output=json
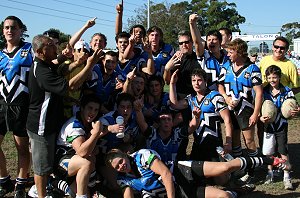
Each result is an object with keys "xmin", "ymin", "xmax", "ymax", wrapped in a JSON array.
[
  {"xmin": 283, "ymin": 170, "xmax": 290, "ymax": 180},
  {"xmin": 76, "ymin": 194, "xmax": 87, "ymax": 198}
]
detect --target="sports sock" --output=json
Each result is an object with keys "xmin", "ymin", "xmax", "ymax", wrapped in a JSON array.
[{"xmin": 232, "ymin": 145, "xmax": 243, "ymax": 157}]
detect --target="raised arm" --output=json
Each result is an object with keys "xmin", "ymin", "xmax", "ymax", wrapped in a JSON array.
[
  {"xmin": 163, "ymin": 51, "xmax": 183, "ymax": 84},
  {"xmin": 69, "ymin": 17, "xmax": 96, "ymax": 48},
  {"xmin": 72, "ymin": 121, "xmax": 103, "ymax": 157},
  {"xmin": 141, "ymin": 42, "xmax": 155, "ymax": 75},
  {"xmin": 169, "ymin": 69, "xmax": 188, "ymax": 110},
  {"xmin": 188, "ymin": 106, "xmax": 201, "ymax": 134},
  {"xmin": 115, "ymin": 0, "xmax": 123, "ymax": 35},
  {"xmin": 189, "ymin": 14, "xmax": 204, "ymax": 57},
  {"xmin": 133, "ymin": 98, "xmax": 148, "ymax": 134},
  {"xmin": 68, "ymin": 48, "xmax": 102, "ymax": 90},
  {"xmin": 122, "ymin": 67, "xmax": 136, "ymax": 95}
]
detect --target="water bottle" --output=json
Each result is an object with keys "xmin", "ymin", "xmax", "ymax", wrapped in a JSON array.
[
  {"xmin": 115, "ymin": 116, "xmax": 125, "ymax": 138},
  {"xmin": 216, "ymin": 146, "xmax": 234, "ymax": 161}
]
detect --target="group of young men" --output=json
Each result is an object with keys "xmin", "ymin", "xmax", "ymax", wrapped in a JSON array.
[{"xmin": 0, "ymin": 3, "xmax": 299, "ymax": 198}]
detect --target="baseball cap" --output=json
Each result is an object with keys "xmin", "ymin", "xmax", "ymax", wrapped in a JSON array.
[{"xmin": 74, "ymin": 40, "xmax": 91, "ymax": 53}]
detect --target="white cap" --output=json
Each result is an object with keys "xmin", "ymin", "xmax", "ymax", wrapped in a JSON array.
[{"xmin": 74, "ymin": 40, "xmax": 90, "ymax": 52}]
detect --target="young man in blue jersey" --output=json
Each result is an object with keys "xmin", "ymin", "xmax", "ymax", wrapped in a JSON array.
[
  {"xmin": 146, "ymin": 26, "xmax": 174, "ymax": 77},
  {"xmin": 105, "ymin": 148, "xmax": 175, "ymax": 198},
  {"xmin": 218, "ymin": 38, "xmax": 263, "ymax": 184},
  {"xmin": 189, "ymin": 14, "xmax": 230, "ymax": 91},
  {"xmin": 0, "ymin": 16, "xmax": 33, "ymax": 198},
  {"xmin": 86, "ymin": 50, "xmax": 125, "ymax": 113}
]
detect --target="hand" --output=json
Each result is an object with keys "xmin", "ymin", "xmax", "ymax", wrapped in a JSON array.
[
  {"xmin": 223, "ymin": 142, "xmax": 232, "ymax": 154},
  {"xmin": 62, "ymin": 43, "xmax": 73, "ymax": 58},
  {"xmin": 126, "ymin": 67, "xmax": 137, "ymax": 81},
  {"xmin": 192, "ymin": 106, "xmax": 201, "ymax": 119},
  {"xmin": 290, "ymin": 106, "xmax": 300, "ymax": 117},
  {"xmin": 108, "ymin": 124, "xmax": 125, "ymax": 133},
  {"xmin": 91, "ymin": 121, "xmax": 101, "ymax": 136},
  {"xmin": 115, "ymin": 77, "xmax": 124, "ymax": 90},
  {"xmin": 129, "ymin": 33, "xmax": 136, "ymax": 45},
  {"xmin": 116, "ymin": 1, "xmax": 123, "ymax": 13},
  {"xmin": 249, "ymin": 113, "xmax": 259, "ymax": 127},
  {"xmin": 87, "ymin": 48, "xmax": 103, "ymax": 66},
  {"xmin": 85, "ymin": 17, "xmax": 97, "ymax": 29},
  {"xmin": 170, "ymin": 69, "xmax": 179, "ymax": 84},
  {"xmin": 133, "ymin": 98, "xmax": 144, "ymax": 112},
  {"xmin": 260, "ymin": 115, "xmax": 271, "ymax": 123},
  {"xmin": 189, "ymin": 13, "xmax": 199, "ymax": 24}
]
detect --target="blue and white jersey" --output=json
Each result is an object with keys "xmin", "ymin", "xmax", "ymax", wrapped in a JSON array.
[
  {"xmin": 98, "ymin": 111, "xmax": 139, "ymax": 153},
  {"xmin": 86, "ymin": 64, "xmax": 125, "ymax": 103},
  {"xmin": 152, "ymin": 43, "xmax": 174, "ymax": 77},
  {"xmin": 146, "ymin": 126, "xmax": 188, "ymax": 168},
  {"xmin": 117, "ymin": 149, "xmax": 167, "ymax": 197},
  {"xmin": 218, "ymin": 61, "xmax": 262, "ymax": 115},
  {"xmin": 186, "ymin": 91, "xmax": 227, "ymax": 144},
  {"xmin": 144, "ymin": 92, "xmax": 171, "ymax": 124},
  {"xmin": 116, "ymin": 53, "xmax": 148, "ymax": 77},
  {"xmin": 0, "ymin": 42, "xmax": 33, "ymax": 105},
  {"xmin": 197, "ymin": 49, "xmax": 230, "ymax": 91},
  {"xmin": 263, "ymin": 84, "xmax": 295, "ymax": 132},
  {"xmin": 56, "ymin": 114, "xmax": 87, "ymax": 148}
]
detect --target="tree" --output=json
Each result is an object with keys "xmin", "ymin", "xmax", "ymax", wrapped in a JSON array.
[
  {"xmin": 127, "ymin": 0, "xmax": 245, "ymax": 48},
  {"xmin": 0, "ymin": 21, "xmax": 29, "ymax": 49},
  {"xmin": 279, "ymin": 22, "xmax": 300, "ymax": 44},
  {"xmin": 190, "ymin": 0, "xmax": 245, "ymax": 35}
]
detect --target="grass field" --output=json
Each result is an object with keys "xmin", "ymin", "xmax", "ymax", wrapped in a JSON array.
[{"xmin": 2, "ymin": 93, "xmax": 300, "ymax": 197}]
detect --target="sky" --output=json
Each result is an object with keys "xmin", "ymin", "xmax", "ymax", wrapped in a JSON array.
[{"xmin": 0, "ymin": 0, "xmax": 299, "ymax": 49}]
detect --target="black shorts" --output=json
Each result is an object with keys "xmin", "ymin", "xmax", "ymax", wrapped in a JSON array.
[
  {"xmin": 0, "ymin": 104, "xmax": 28, "ymax": 137},
  {"xmin": 174, "ymin": 161, "xmax": 205, "ymax": 198},
  {"xmin": 230, "ymin": 107, "xmax": 254, "ymax": 131},
  {"xmin": 275, "ymin": 129, "xmax": 288, "ymax": 156},
  {"xmin": 54, "ymin": 146, "xmax": 76, "ymax": 178}
]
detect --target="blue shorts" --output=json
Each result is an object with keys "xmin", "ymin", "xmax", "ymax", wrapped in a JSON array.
[{"xmin": 28, "ymin": 130, "xmax": 56, "ymax": 176}]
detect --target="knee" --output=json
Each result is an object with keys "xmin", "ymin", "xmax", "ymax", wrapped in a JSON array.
[{"xmin": 216, "ymin": 191, "xmax": 231, "ymax": 198}]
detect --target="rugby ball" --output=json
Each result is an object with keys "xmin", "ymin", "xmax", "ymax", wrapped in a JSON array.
[
  {"xmin": 281, "ymin": 98, "xmax": 297, "ymax": 119},
  {"xmin": 261, "ymin": 100, "xmax": 277, "ymax": 123}
]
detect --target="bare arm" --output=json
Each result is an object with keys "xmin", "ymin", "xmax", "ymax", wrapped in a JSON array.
[
  {"xmin": 133, "ymin": 98, "xmax": 148, "ymax": 134},
  {"xmin": 68, "ymin": 48, "xmax": 102, "ymax": 90},
  {"xmin": 115, "ymin": 1, "xmax": 123, "ymax": 35},
  {"xmin": 219, "ymin": 108, "xmax": 233, "ymax": 153},
  {"xmin": 188, "ymin": 106, "xmax": 201, "ymax": 134},
  {"xmin": 189, "ymin": 14, "xmax": 204, "ymax": 57},
  {"xmin": 72, "ymin": 121, "xmax": 103, "ymax": 157},
  {"xmin": 163, "ymin": 51, "xmax": 183, "ymax": 85},
  {"xmin": 69, "ymin": 17, "xmax": 96, "ymax": 48},
  {"xmin": 141, "ymin": 43, "xmax": 155, "ymax": 75},
  {"xmin": 169, "ymin": 69, "xmax": 188, "ymax": 110},
  {"xmin": 150, "ymin": 158, "xmax": 175, "ymax": 198},
  {"xmin": 122, "ymin": 67, "xmax": 136, "ymax": 94},
  {"xmin": 249, "ymin": 85, "xmax": 263, "ymax": 127}
]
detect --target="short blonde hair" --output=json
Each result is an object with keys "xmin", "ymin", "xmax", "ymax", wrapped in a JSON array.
[{"xmin": 227, "ymin": 38, "xmax": 248, "ymax": 58}]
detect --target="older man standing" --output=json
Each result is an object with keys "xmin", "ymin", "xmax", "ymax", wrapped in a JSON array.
[{"xmin": 27, "ymin": 35, "xmax": 101, "ymax": 198}]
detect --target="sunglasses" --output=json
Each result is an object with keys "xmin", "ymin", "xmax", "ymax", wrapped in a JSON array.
[
  {"xmin": 179, "ymin": 40, "xmax": 190, "ymax": 45},
  {"xmin": 273, "ymin": 45, "xmax": 286, "ymax": 50},
  {"xmin": 159, "ymin": 115, "xmax": 172, "ymax": 121}
]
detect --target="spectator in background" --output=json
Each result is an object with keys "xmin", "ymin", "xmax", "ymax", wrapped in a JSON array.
[
  {"xmin": 219, "ymin": 27, "xmax": 232, "ymax": 49},
  {"xmin": 259, "ymin": 36, "xmax": 300, "ymax": 94},
  {"xmin": 0, "ymin": 16, "xmax": 33, "ymax": 198},
  {"xmin": 249, "ymin": 53, "xmax": 258, "ymax": 64},
  {"xmin": 257, "ymin": 36, "xmax": 300, "ymax": 148},
  {"xmin": 43, "ymin": 29, "xmax": 60, "ymax": 49}
]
